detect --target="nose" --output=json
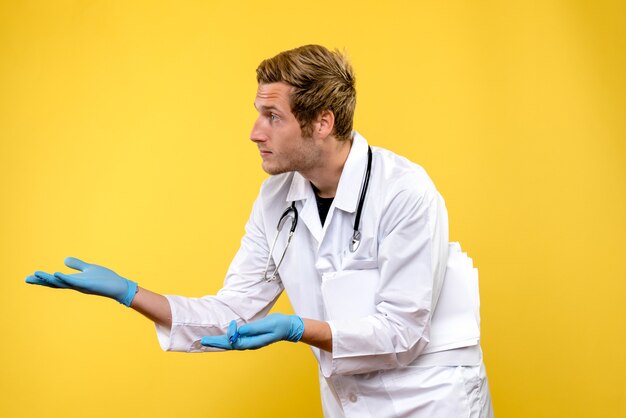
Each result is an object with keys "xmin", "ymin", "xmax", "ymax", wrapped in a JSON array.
[{"xmin": 250, "ymin": 116, "xmax": 267, "ymax": 144}]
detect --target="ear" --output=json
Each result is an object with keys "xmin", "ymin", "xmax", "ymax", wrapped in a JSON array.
[{"xmin": 313, "ymin": 109, "xmax": 335, "ymax": 139}]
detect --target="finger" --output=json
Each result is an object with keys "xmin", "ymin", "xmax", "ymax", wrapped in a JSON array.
[
  {"xmin": 237, "ymin": 318, "xmax": 276, "ymax": 336},
  {"xmin": 227, "ymin": 320, "xmax": 238, "ymax": 343},
  {"xmin": 34, "ymin": 271, "xmax": 71, "ymax": 288},
  {"xmin": 64, "ymin": 257, "xmax": 90, "ymax": 272},
  {"xmin": 200, "ymin": 335, "xmax": 232, "ymax": 350},
  {"xmin": 53, "ymin": 272, "xmax": 85, "ymax": 289},
  {"xmin": 26, "ymin": 274, "xmax": 62, "ymax": 289},
  {"xmin": 233, "ymin": 333, "xmax": 278, "ymax": 350}
]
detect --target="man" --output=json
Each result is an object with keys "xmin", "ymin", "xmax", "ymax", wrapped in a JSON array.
[{"xmin": 27, "ymin": 44, "xmax": 493, "ymax": 417}]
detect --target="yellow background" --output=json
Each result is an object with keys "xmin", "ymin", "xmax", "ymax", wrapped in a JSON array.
[{"xmin": 1, "ymin": 1, "xmax": 625, "ymax": 417}]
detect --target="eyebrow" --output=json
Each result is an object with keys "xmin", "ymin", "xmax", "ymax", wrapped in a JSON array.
[{"xmin": 254, "ymin": 103, "xmax": 282, "ymax": 114}]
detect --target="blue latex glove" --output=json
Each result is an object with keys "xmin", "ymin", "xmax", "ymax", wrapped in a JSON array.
[
  {"xmin": 25, "ymin": 257, "xmax": 138, "ymax": 307},
  {"xmin": 201, "ymin": 313, "xmax": 305, "ymax": 350}
]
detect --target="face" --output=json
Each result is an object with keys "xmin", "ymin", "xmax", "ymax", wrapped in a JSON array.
[{"xmin": 250, "ymin": 82, "xmax": 321, "ymax": 175}]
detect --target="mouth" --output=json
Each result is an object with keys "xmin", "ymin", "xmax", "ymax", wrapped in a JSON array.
[{"xmin": 259, "ymin": 149, "xmax": 272, "ymax": 157}]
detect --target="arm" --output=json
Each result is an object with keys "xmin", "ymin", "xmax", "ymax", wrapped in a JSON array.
[
  {"xmin": 26, "ymin": 257, "xmax": 173, "ymax": 328},
  {"xmin": 301, "ymin": 318, "xmax": 332, "ymax": 352},
  {"xmin": 26, "ymin": 253, "xmax": 282, "ymax": 352},
  {"xmin": 131, "ymin": 287, "xmax": 172, "ymax": 329},
  {"xmin": 199, "ymin": 315, "xmax": 332, "ymax": 352},
  {"xmin": 27, "ymin": 188, "xmax": 284, "ymax": 353}
]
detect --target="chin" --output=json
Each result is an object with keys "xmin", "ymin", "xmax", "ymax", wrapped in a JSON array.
[{"xmin": 262, "ymin": 163, "xmax": 288, "ymax": 175}]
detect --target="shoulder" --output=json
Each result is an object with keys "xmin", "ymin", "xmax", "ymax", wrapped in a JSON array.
[
  {"xmin": 371, "ymin": 146, "xmax": 438, "ymax": 204},
  {"xmin": 369, "ymin": 147, "xmax": 446, "ymax": 236}
]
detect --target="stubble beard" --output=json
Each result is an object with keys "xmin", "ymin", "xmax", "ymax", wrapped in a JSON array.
[{"xmin": 262, "ymin": 136, "xmax": 321, "ymax": 176}]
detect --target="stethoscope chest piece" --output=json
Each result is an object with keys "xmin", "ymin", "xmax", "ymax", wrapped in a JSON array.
[{"xmin": 350, "ymin": 230, "xmax": 361, "ymax": 252}]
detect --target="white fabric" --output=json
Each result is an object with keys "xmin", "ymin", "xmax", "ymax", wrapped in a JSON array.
[
  {"xmin": 319, "ymin": 350, "xmax": 493, "ymax": 418},
  {"xmin": 155, "ymin": 132, "xmax": 493, "ymax": 417}
]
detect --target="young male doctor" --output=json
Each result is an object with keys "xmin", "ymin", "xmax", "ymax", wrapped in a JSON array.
[{"xmin": 27, "ymin": 44, "xmax": 493, "ymax": 417}]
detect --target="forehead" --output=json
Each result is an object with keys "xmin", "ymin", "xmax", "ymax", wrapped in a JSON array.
[{"xmin": 254, "ymin": 82, "xmax": 293, "ymax": 111}]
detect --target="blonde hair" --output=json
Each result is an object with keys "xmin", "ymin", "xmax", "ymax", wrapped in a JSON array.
[{"xmin": 256, "ymin": 45, "xmax": 356, "ymax": 141}]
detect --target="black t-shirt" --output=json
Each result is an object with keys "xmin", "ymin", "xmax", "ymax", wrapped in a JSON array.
[{"xmin": 312, "ymin": 185, "xmax": 334, "ymax": 226}]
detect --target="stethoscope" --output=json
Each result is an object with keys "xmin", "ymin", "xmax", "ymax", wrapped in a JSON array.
[{"xmin": 263, "ymin": 146, "xmax": 372, "ymax": 282}]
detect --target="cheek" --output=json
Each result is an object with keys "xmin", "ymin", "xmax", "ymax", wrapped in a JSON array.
[
  {"xmin": 283, "ymin": 117, "xmax": 304, "ymax": 136},
  {"xmin": 275, "ymin": 127, "xmax": 301, "ymax": 149}
]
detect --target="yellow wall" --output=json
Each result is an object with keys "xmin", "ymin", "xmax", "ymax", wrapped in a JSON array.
[{"xmin": 1, "ymin": 1, "xmax": 625, "ymax": 417}]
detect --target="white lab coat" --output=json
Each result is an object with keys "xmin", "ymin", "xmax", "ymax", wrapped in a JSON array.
[{"xmin": 156, "ymin": 133, "xmax": 492, "ymax": 417}]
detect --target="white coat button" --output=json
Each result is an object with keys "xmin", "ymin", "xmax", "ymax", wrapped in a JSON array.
[{"xmin": 349, "ymin": 394, "xmax": 358, "ymax": 403}]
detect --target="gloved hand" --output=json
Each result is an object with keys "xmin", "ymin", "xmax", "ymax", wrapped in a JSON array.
[
  {"xmin": 201, "ymin": 313, "xmax": 305, "ymax": 350},
  {"xmin": 25, "ymin": 257, "xmax": 138, "ymax": 307}
]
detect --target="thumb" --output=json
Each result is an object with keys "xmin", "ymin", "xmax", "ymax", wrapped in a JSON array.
[{"xmin": 64, "ymin": 257, "xmax": 90, "ymax": 272}]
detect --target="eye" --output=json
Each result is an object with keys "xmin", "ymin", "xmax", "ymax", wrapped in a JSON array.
[{"xmin": 269, "ymin": 113, "xmax": 279, "ymax": 122}]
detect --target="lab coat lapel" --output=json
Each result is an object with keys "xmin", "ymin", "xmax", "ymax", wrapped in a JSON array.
[{"xmin": 331, "ymin": 132, "xmax": 370, "ymax": 215}]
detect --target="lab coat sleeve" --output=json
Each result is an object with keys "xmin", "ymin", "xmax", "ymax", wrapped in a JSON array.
[
  {"xmin": 155, "ymin": 192, "xmax": 284, "ymax": 352},
  {"xmin": 321, "ymin": 187, "xmax": 449, "ymax": 377}
]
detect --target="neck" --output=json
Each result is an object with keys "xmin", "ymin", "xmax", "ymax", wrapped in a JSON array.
[{"xmin": 300, "ymin": 138, "xmax": 352, "ymax": 198}]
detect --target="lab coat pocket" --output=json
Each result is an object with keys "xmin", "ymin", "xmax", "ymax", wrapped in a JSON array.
[
  {"xmin": 381, "ymin": 366, "xmax": 470, "ymax": 418},
  {"xmin": 321, "ymin": 268, "xmax": 379, "ymax": 321},
  {"xmin": 341, "ymin": 235, "xmax": 377, "ymax": 270}
]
